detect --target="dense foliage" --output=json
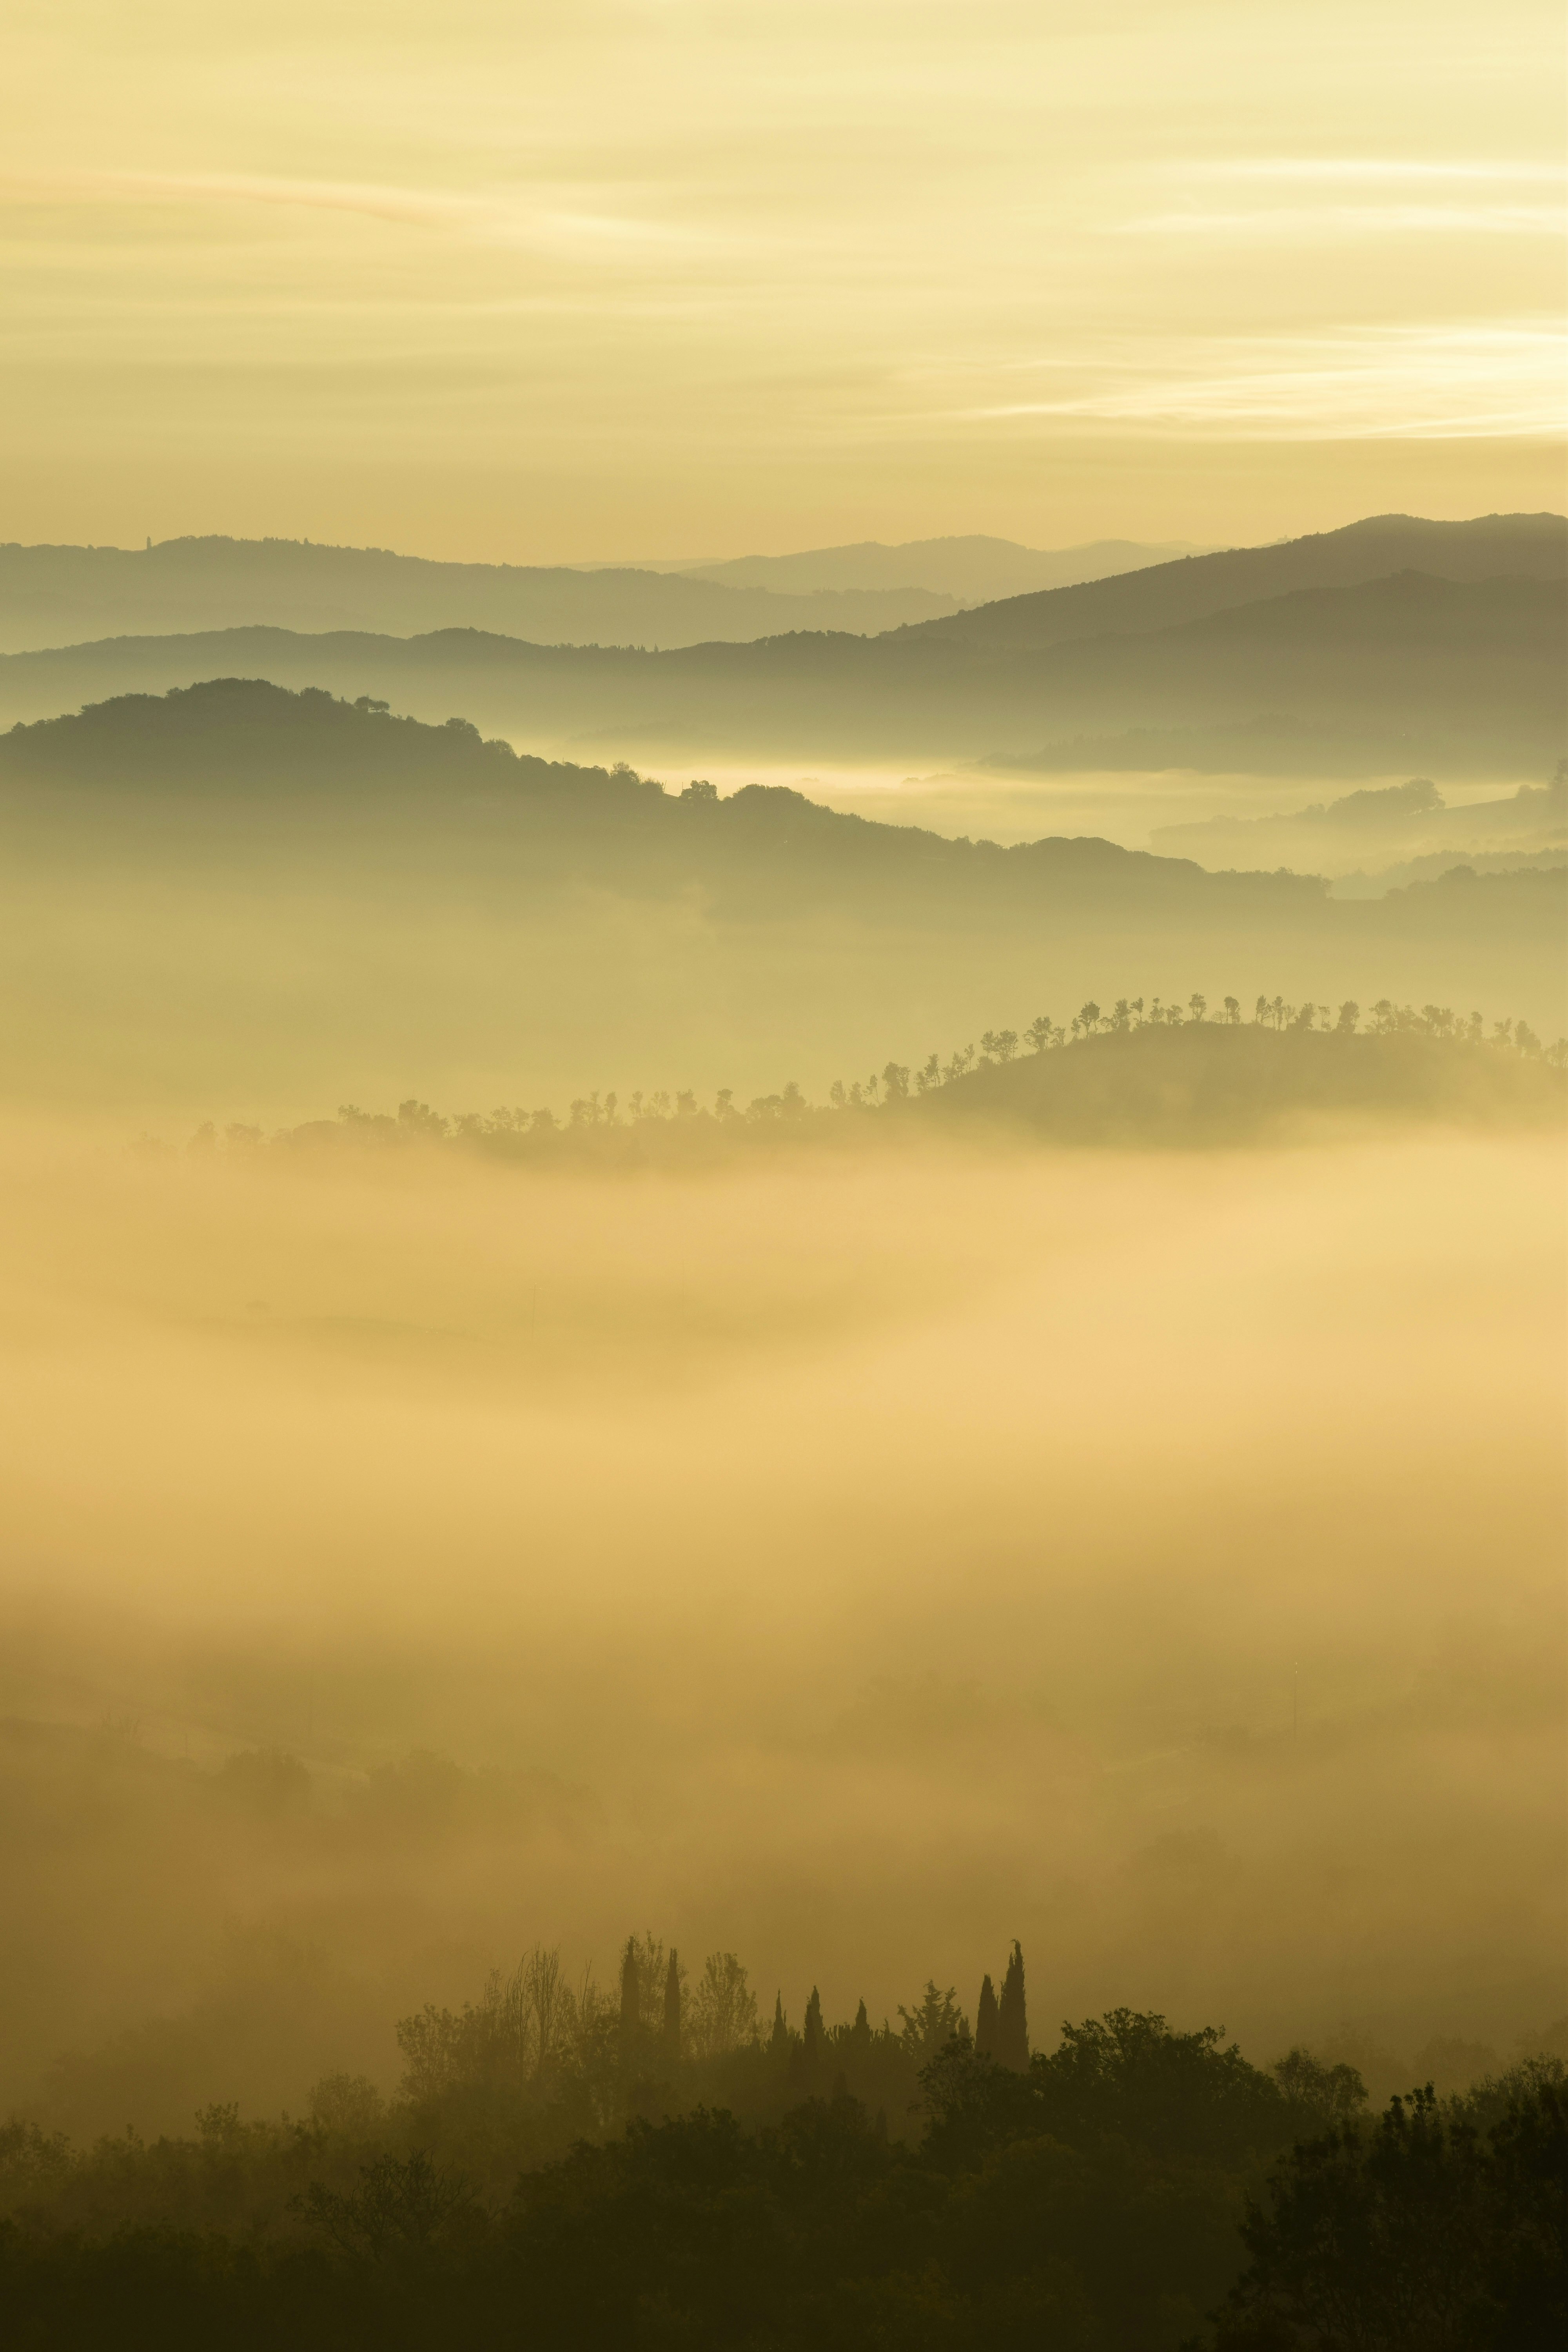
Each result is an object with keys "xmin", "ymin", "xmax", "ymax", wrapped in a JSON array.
[{"xmin": 2, "ymin": 1938, "xmax": 1561, "ymax": 2350}]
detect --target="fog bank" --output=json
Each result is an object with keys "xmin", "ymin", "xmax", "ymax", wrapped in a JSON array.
[{"xmin": 2, "ymin": 1119, "xmax": 1561, "ymax": 2132}]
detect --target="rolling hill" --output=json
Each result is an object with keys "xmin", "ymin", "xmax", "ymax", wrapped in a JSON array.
[
  {"xmin": 2, "ymin": 681, "xmax": 1561, "ymax": 1116},
  {"xmin": 307, "ymin": 1023, "xmax": 1563, "ymax": 1157},
  {"xmin": 3, "ymin": 677, "xmax": 1562, "ymax": 943},
  {"xmin": 0, "ymin": 537, "xmax": 960, "ymax": 657},
  {"xmin": 901, "ymin": 511, "xmax": 1567, "ymax": 650},
  {"xmin": 674, "ymin": 534, "xmax": 1204, "ymax": 601},
  {"xmin": 1, "ymin": 564, "xmax": 1559, "ymax": 776}
]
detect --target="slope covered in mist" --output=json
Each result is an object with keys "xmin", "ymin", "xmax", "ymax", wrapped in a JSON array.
[
  {"xmin": 2, "ymin": 681, "xmax": 1561, "ymax": 1124},
  {"xmin": 6, "ymin": 677, "xmax": 1561, "ymax": 940},
  {"xmin": 2, "ymin": 525, "xmax": 1559, "ymax": 775}
]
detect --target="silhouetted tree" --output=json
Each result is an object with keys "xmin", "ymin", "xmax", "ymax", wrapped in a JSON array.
[
  {"xmin": 975, "ymin": 1974, "xmax": 1001, "ymax": 2060},
  {"xmin": 619, "ymin": 1937, "xmax": 641, "ymax": 2063},
  {"xmin": 688, "ymin": 1952, "xmax": 756, "ymax": 2058},
  {"xmin": 803, "ymin": 1987, "xmax": 824, "ymax": 2075},
  {"xmin": 997, "ymin": 1942, "xmax": 1029, "ymax": 2071},
  {"xmin": 524, "ymin": 1944, "xmax": 564, "ymax": 2083},
  {"xmin": 663, "ymin": 1949, "xmax": 681, "ymax": 2065},
  {"xmin": 898, "ymin": 1981, "xmax": 965, "ymax": 2064}
]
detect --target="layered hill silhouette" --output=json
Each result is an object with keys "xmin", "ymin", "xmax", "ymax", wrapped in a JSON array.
[
  {"xmin": 1, "ymin": 515, "xmax": 1560, "ymax": 774},
  {"xmin": 673, "ymin": 533, "xmax": 1203, "ymax": 601},
  {"xmin": 4, "ymin": 681, "xmax": 1562, "ymax": 956},
  {"xmin": 0, "ymin": 534, "xmax": 1203, "ymax": 654},
  {"xmin": 901, "ymin": 511, "xmax": 1566, "ymax": 650},
  {"xmin": 0, "ymin": 536, "xmax": 960, "ymax": 656}
]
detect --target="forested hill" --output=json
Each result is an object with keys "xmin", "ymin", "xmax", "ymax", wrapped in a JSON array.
[
  {"xmin": 0, "ymin": 679, "xmax": 1322, "ymax": 920},
  {"xmin": 265, "ymin": 1021, "xmax": 1566, "ymax": 1167},
  {"xmin": 7, "ymin": 684, "xmax": 1566, "ymax": 968}
]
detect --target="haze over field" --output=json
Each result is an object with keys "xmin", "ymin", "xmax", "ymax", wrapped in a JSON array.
[{"xmin": 2, "ymin": 4, "xmax": 1565, "ymax": 2345}]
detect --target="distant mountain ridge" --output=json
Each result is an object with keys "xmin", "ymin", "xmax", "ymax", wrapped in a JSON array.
[
  {"xmin": 0, "ymin": 536, "xmax": 960, "ymax": 656},
  {"xmin": 0, "ymin": 528, "xmax": 1205, "ymax": 657},
  {"xmin": 672, "ymin": 534, "xmax": 1206, "ymax": 601},
  {"xmin": 0, "ymin": 513, "xmax": 1560, "ymax": 777},
  {"xmin": 2, "ymin": 564, "xmax": 1559, "ymax": 777},
  {"xmin": 901, "ymin": 512, "xmax": 1568, "ymax": 650}
]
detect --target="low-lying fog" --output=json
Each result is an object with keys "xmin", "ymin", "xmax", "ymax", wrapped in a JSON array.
[
  {"xmin": 2, "ymin": 1118, "xmax": 1562, "ymax": 2135},
  {"xmin": 641, "ymin": 758, "xmax": 1561, "ymax": 871},
  {"xmin": 1, "ymin": 782, "xmax": 1561, "ymax": 1129}
]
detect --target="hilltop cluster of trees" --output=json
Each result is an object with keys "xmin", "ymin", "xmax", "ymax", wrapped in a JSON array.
[
  {"xmin": 167, "ymin": 992, "xmax": 1564, "ymax": 1168},
  {"xmin": 1, "ymin": 1928, "xmax": 1561, "ymax": 2349}
]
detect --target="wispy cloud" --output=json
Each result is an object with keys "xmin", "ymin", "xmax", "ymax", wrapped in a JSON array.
[
  {"xmin": 1, "ymin": 167, "xmax": 473, "ymax": 230},
  {"xmin": 963, "ymin": 322, "xmax": 1567, "ymax": 441},
  {"xmin": 1120, "ymin": 204, "xmax": 1565, "ymax": 239},
  {"xmin": 1188, "ymin": 157, "xmax": 1566, "ymax": 185},
  {"xmin": 1120, "ymin": 157, "xmax": 1567, "ymax": 243},
  {"xmin": 0, "ymin": 169, "xmax": 722, "ymax": 263}
]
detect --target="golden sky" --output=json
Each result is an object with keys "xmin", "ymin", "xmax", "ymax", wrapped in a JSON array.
[{"xmin": 4, "ymin": 0, "xmax": 1564, "ymax": 558}]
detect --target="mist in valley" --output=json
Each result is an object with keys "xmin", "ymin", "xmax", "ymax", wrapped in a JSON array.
[
  {"xmin": 2, "ymin": 1102, "xmax": 1562, "ymax": 2136},
  {"xmin": 2, "ymin": 673, "xmax": 1563, "ymax": 2174}
]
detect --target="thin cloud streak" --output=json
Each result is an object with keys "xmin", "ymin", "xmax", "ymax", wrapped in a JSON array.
[
  {"xmin": 961, "ymin": 323, "xmax": 1567, "ymax": 441},
  {"xmin": 1119, "ymin": 205, "xmax": 1566, "ymax": 240},
  {"xmin": 1187, "ymin": 157, "xmax": 1566, "ymax": 185},
  {"xmin": 0, "ymin": 170, "xmax": 725, "ymax": 262}
]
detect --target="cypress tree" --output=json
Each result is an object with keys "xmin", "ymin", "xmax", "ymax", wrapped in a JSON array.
[
  {"xmin": 663, "ymin": 1948, "xmax": 681, "ymax": 2064},
  {"xmin": 803, "ymin": 1986, "xmax": 824, "ymax": 2076},
  {"xmin": 975, "ymin": 1972, "xmax": 1000, "ymax": 2060},
  {"xmin": 997, "ymin": 1941, "xmax": 1029, "ymax": 2071},
  {"xmin": 769, "ymin": 1992, "xmax": 788, "ymax": 2058},
  {"xmin": 850, "ymin": 1998, "xmax": 871, "ymax": 2053},
  {"xmin": 619, "ymin": 1936, "xmax": 641, "ymax": 2062}
]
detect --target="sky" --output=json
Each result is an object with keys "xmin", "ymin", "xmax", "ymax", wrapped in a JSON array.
[{"xmin": 3, "ymin": 0, "xmax": 1565, "ymax": 559}]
